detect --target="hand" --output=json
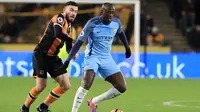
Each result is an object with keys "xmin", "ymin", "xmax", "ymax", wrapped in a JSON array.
[
  {"xmin": 73, "ymin": 53, "xmax": 79, "ymax": 60},
  {"xmin": 125, "ymin": 48, "xmax": 131, "ymax": 58}
]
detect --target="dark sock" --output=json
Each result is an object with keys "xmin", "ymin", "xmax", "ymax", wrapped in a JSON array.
[{"xmin": 40, "ymin": 103, "xmax": 48, "ymax": 109}]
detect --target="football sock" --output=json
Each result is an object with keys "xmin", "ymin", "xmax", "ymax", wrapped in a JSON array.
[
  {"xmin": 24, "ymin": 86, "xmax": 39, "ymax": 107},
  {"xmin": 92, "ymin": 87, "xmax": 122, "ymax": 105},
  {"xmin": 71, "ymin": 86, "xmax": 88, "ymax": 112},
  {"xmin": 44, "ymin": 85, "xmax": 65, "ymax": 106}
]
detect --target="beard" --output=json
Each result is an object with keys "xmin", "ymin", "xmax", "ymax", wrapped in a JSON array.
[{"xmin": 66, "ymin": 14, "xmax": 75, "ymax": 23}]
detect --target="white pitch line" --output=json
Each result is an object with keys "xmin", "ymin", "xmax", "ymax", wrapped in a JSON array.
[{"xmin": 163, "ymin": 100, "xmax": 200, "ymax": 108}]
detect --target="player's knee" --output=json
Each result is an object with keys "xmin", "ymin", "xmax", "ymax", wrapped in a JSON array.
[
  {"xmin": 81, "ymin": 78, "xmax": 93, "ymax": 90},
  {"xmin": 115, "ymin": 84, "xmax": 127, "ymax": 93},
  {"xmin": 60, "ymin": 83, "xmax": 71, "ymax": 92},
  {"xmin": 120, "ymin": 86, "xmax": 127, "ymax": 93},
  {"xmin": 119, "ymin": 86, "xmax": 127, "ymax": 93},
  {"xmin": 81, "ymin": 70, "xmax": 95, "ymax": 90},
  {"xmin": 36, "ymin": 84, "xmax": 46, "ymax": 93},
  {"xmin": 82, "ymin": 83, "xmax": 91, "ymax": 90}
]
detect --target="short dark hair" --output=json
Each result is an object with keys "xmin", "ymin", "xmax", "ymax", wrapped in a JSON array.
[
  {"xmin": 102, "ymin": 2, "xmax": 113, "ymax": 8},
  {"xmin": 65, "ymin": 1, "xmax": 78, "ymax": 7}
]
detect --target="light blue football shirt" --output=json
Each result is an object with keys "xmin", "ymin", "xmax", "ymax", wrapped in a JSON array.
[{"xmin": 78, "ymin": 16, "xmax": 123, "ymax": 57}]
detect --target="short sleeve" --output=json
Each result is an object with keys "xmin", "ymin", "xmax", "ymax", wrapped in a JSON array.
[
  {"xmin": 78, "ymin": 20, "xmax": 93, "ymax": 42},
  {"xmin": 52, "ymin": 14, "xmax": 64, "ymax": 28},
  {"xmin": 116, "ymin": 19, "xmax": 123, "ymax": 34}
]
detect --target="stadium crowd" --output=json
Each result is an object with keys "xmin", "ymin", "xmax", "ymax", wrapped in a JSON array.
[
  {"xmin": 2, "ymin": 0, "xmax": 199, "ymax": 49},
  {"xmin": 0, "ymin": 3, "xmax": 150, "ymax": 47},
  {"xmin": 167, "ymin": 0, "xmax": 200, "ymax": 51}
]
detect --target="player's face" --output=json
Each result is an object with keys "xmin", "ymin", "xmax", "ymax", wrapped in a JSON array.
[
  {"xmin": 102, "ymin": 6, "xmax": 115, "ymax": 24},
  {"xmin": 64, "ymin": 5, "xmax": 78, "ymax": 22}
]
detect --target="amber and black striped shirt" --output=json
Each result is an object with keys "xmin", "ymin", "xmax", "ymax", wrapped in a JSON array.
[{"xmin": 35, "ymin": 13, "xmax": 73, "ymax": 56}]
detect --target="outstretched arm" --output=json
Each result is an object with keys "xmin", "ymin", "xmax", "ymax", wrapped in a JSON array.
[
  {"xmin": 65, "ymin": 39, "xmax": 73, "ymax": 54},
  {"xmin": 60, "ymin": 40, "xmax": 83, "ymax": 69},
  {"xmin": 117, "ymin": 31, "xmax": 131, "ymax": 58},
  {"xmin": 66, "ymin": 40, "xmax": 84, "ymax": 61},
  {"xmin": 116, "ymin": 19, "xmax": 131, "ymax": 58},
  {"xmin": 118, "ymin": 31, "xmax": 130, "ymax": 51},
  {"xmin": 61, "ymin": 20, "xmax": 93, "ymax": 69}
]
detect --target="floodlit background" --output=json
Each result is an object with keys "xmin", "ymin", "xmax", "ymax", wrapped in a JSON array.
[{"xmin": 0, "ymin": 0, "xmax": 200, "ymax": 112}]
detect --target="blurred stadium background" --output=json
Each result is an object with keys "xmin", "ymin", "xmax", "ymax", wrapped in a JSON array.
[{"xmin": 0, "ymin": 0, "xmax": 200, "ymax": 112}]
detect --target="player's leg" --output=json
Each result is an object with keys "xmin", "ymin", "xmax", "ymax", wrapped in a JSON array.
[
  {"xmin": 97, "ymin": 72, "xmax": 126, "ymax": 99},
  {"xmin": 89, "ymin": 57, "xmax": 126, "ymax": 105},
  {"xmin": 21, "ymin": 77, "xmax": 47, "ymax": 112},
  {"xmin": 37, "ymin": 73, "xmax": 71, "ymax": 111},
  {"xmin": 37, "ymin": 57, "xmax": 71, "ymax": 111},
  {"xmin": 71, "ymin": 70, "xmax": 95, "ymax": 112},
  {"xmin": 39, "ymin": 73, "xmax": 71, "ymax": 107},
  {"xmin": 91, "ymin": 73, "xmax": 126, "ymax": 112},
  {"xmin": 90, "ymin": 73, "xmax": 126, "ymax": 105},
  {"xmin": 21, "ymin": 52, "xmax": 47, "ymax": 112},
  {"xmin": 71, "ymin": 56, "xmax": 99, "ymax": 112}
]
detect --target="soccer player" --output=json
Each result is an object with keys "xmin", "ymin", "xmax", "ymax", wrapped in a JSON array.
[
  {"xmin": 59, "ymin": 2, "xmax": 131, "ymax": 112},
  {"xmin": 20, "ymin": 1, "xmax": 78, "ymax": 112}
]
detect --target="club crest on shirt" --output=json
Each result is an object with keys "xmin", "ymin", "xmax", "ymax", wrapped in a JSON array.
[
  {"xmin": 40, "ymin": 70, "xmax": 44, "ymax": 75},
  {"xmin": 113, "ymin": 28, "xmax": 117, "ymax": 33},
  {"xmin": 57, "ymin": 17, "xmax": 63, "ymax": 23},
  {"xmin": 80, "ymin": 31, "xmax": 84, "ymax": 36}
]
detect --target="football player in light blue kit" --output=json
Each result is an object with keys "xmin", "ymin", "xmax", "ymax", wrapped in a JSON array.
[{"xmin": 58, "ymin": 2, "xmax": 131, "ymax": 112}]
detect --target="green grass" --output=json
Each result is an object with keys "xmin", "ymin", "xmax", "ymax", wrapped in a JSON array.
[{"xmin": 0, "ymin": 77, "xmax": 200, "ymax": 112}]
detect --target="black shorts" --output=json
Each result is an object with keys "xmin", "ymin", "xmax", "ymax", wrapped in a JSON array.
[{"xmin": 32, "ymin": 51, "xmax": 67, "ymax": 79}]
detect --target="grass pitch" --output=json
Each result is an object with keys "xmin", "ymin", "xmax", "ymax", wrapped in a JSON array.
[{"xmin": 0, "ymin": 77, "xmax": 200, "ymax": 112}]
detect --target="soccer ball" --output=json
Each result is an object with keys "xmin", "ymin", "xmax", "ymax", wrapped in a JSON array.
[{"xmin": 111, "ymin": 109, "xmax": 123, "ymax": 112}]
